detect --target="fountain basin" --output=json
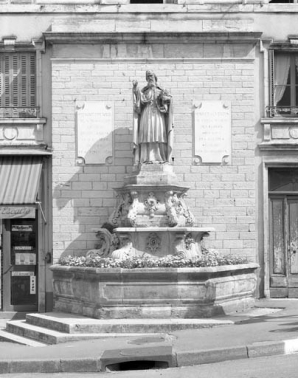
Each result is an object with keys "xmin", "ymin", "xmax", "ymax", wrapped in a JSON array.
[{"xmin": 50, "ymin": 263, "xmax": 259, "ymax": 319}]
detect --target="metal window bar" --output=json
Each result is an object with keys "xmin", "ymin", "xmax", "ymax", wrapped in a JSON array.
[
  {"xmin": 0, "ymin": 106, "xmax": 39, "ymax": 119},
  {"xmin": 266, "ymin": 106, "xmax": 298, "ymax": 118}
]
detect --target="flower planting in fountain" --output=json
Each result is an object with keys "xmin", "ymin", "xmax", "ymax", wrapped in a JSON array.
[{"xmin": 59, "ymin": 248, "xmax": 250, "ymax": 269}]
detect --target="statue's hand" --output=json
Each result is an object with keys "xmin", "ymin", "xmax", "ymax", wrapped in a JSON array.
[
  {"xmin": 134, "ymin": 104, "xmax": 140, "ymax": 114},
  {"xmin": 132, "ymin": 80, "xmax": 138, "ymax": 89}
]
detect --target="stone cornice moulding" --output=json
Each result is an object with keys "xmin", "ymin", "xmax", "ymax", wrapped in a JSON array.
[
  {"xmin": 0, "ymin": 0, "xmax": 275, "ymax": 5},
  {"xmin": 261, "ymin": 118, "xmax": 298, "ymax": 125},
  {"xmin": 44, "ymin": 31, "xmax": 262, "ymax": 45},
  {"xmin": 36, "ymin": 0, "xmax": 266, "ymax": 4},
  {"xmin": 51, "ymin": 58, "xmax": 256, "ymax": 63},
  {"xmin": 0, "ymin": 41, "xmax": 36, "ymax": 53},
  {"xmin": 3, "ymin": 3, "xmax": 298, "ymax": 14},
  {"xmin": 259, "ymin": 118, "xmax": 298, "ymax": 151},
  {"xmin": 0, "ymin": 118, "xmax": 47, "ymax": 147},
  {"xmin": 0, "ymin": 118, "xmax": 47, "ymax": 125}
]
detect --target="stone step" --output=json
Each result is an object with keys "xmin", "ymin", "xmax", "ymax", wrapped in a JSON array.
[
  {"xmin": 6, "ymin": 320, "xmax": 134, "ymax": 345},
  {"xmin": 0, "ymin": 329, "xmax": 47, "ymax": 347},
  {"xmin": 25, "ymin": 312, "xmax": 233, "ymax": 334},
  {"xmin": 5, "ymin": 318, "xmax": 168, "ymax": 345},
  {"xmin": 5, "ymin": 313, "xmax": 234, "ymax": 345}
]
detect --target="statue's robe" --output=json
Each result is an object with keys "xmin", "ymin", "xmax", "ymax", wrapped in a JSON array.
[{"xmin": 133, "ymin": 84, "xmax": 173, "ymax": 164}]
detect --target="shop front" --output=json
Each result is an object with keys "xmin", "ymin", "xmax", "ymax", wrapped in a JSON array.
[{"xmin": 0, "ymin": 155, "xmax": 50, "ymax": 313}]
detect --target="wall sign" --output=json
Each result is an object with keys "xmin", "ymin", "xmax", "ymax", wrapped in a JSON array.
[
  {"xmin": 14, "ymin": 246, "xmax": 33, "ymax": 251},
  {"xmin": 194, "ymin": 101, "xmax": 231, "ymax": 164},
  {"xmin": 11, "ymin": 271, "xmax": 34, "ymax": 277},
  {"xmin": 0, "ymin": 206, "xmax": 35, "ymax": 219},
  {"xmin": 11, "ymin": 225, "xmax": 33, "ymax": 232},
  {"xmin": 76, "ymin": 101, "xmax": 114, "ymax": 165}
]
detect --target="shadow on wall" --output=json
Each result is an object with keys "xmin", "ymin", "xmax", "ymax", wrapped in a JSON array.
[{"xmin": 52, "ymin": 127, "xmax": 133, "ymax": 260}]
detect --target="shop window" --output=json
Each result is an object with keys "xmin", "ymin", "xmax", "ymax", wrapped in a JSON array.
[
  {"xmin": 268, "ymin": 51, "xmax": 298, "ymax": 117},
  {"xmin": 0, "ymin": 53, "xmax": 37, "ymax": 118}
]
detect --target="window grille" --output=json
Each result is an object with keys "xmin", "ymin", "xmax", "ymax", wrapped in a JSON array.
[{"xmin": 267, "ymin": 50, "xmax": 298, "ymax": 117}]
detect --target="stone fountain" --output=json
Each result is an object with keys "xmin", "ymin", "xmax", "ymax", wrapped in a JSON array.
[
  {"xmin": 51, "ymin": 71, "xmax": 258, "ymax": 319},
  {"xmin": 90, "ymin": 70, "xmax": 214, "ymax": 261}
]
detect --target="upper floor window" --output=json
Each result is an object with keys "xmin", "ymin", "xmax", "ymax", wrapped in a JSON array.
[
  {"xmin": 130, "ymin": 0, "xmax": 177, "ymax": 3},
  {"xmin": 269, "ymin": 51, "xmax": 298, "ymax": 117},
  {"xmin": 270, "ymin": 1, "xmax": 298, "ymax": 3},
  {"xmin": 0, "ymin": 53, "xmax": 37, "ymax": 118}
]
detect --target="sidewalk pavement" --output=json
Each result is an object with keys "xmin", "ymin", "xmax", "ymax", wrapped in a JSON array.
[{"xmin": 1, "ymin": 298, "xmax": 298, "ymax": 374}]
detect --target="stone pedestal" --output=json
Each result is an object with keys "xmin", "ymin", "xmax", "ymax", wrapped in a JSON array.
[
  {"xmin": 109, "ymin": 163, "xmax": 197, "ymax": 229},
  {"xmin": 90, "ymin": 163, "xmax": 215, "ymax": 259}
]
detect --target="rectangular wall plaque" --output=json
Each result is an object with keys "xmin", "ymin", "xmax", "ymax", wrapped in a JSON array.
[
  {"xmin": 76, "ymin": 101, "xmax": 114, "ymax": 165},
  {"xmin": 194, "ymin": 101, "xmax": 231, "ymax": 164}
]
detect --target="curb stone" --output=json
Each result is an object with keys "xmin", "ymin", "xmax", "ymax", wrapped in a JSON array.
[
  {"xmin": 60, "ymin": 358, "xmax": 99, "ymax": 373},
  {"xmin": 247, "ymin": 338, "xmax": 298, "ymax": 358},
  {"xmin": 3, "ymin": 360, "xmax": 60, "ymax": 374},
  {"xmin": 176, "ymin": 345, "xmax": 248, "ymax": 366},
  {"xmin": 1, "ymin": 338, "xmax": 298, "ymax": 373}
]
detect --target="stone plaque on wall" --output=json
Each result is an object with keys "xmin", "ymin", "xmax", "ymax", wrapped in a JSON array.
[
  {"xmin": 76, "ymin": 101, "xmax": 114, "ymax": 165},
  {"xmin": 194, "ymin": 101, "xmax": 231, "ymax": 164}
]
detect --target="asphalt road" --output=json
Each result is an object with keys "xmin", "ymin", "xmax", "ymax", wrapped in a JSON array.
[{"xmin": 1, "ymin": 353, "xmax": 298, "ymax": 378}]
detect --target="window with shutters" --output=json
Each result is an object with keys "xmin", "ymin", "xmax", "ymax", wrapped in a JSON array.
[
  {"xmin": 267, "ymin": 50, "xmax": 298, "ymax": 117},
  {"xmin": 130, "ymin": 1, "xmax": 178, "ymax": 3},
  {"xmin": 269, "ymin": 1, "xmax": 298, "ymax": 3},
  {"xmin": 0, "ymin": 53, "xmax": 37, "ymax": 118}
]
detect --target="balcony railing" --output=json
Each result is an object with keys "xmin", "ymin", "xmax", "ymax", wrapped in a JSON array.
[
  {"xmin": 266, "ymin": 106, "xmax": 298, "ymax": 118},
  {"xmin": 0, "ymin": 107, "xmax": 40, "ymax": 119}
]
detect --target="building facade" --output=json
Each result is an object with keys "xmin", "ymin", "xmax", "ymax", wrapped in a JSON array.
[{"xmin": 0, "ymin": 0, "xmax": 298, "ymax": 313}]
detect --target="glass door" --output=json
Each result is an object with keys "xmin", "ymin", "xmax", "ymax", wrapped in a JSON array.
[{"xmin": 2, "ymin": 218, "xmax": 38, "ymax": 311}]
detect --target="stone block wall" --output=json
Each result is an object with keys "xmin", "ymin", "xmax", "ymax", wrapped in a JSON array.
[{"xmin": 52, "ymin": 40, "xmax": 257, "ymax": 263}]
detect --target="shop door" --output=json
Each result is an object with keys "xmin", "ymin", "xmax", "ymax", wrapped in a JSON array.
[
  {"xmin": 268, "ymin": 168, "xmax": 298, "ymax": 297},
  {"xmin": 2, "ymin": 218, "xmax": 38, "ymax": 311}
]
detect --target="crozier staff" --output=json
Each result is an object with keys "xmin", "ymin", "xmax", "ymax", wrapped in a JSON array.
[{"xmin": 132, "ymin": 70, "xmax": 173, "ymax": 165}]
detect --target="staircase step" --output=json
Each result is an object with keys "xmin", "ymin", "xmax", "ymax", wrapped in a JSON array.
[
  {"xmin": 0, "ymin": 329, "xmax": 47, "ymax": 347},
  {"xmin": 7, "ymin": 320, "xmax": 64, "ymax": 344},
  {"xmin": 6, "ymin": 320, "xmax": 123, "ymax": 345},
  {"xmin": 26, "ymin": 312, "xmax": 233, "ymax": 334},
  {"xmin": 5, "ymin": 313, "xmax": 233, "ymax": 346},
  {"xmin": 6, "ymin": 319, "xmax": 161, "ymax": 345}
]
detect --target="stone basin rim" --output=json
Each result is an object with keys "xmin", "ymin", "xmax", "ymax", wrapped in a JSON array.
[
  {"xmin": 113, "ymin": 227, "xmax": 216, "ymax": 232},
  {"xmin": 51, "ymin": 263, "xmax": 259, "ymax": 273}
]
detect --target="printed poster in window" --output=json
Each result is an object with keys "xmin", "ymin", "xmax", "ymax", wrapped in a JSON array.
[{"xmin": 15, "ymin": 253, "xmax": 36, "ymax": 265}]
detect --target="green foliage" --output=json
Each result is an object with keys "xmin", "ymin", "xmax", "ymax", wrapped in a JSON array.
[{"xmin": 59, "ymin": 249, "xmax": 250, "ymax": 269}]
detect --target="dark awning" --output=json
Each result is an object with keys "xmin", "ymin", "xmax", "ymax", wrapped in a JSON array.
[{"xmin": 0, "ymin": 156, "xmax": 43, "ymax": 205}]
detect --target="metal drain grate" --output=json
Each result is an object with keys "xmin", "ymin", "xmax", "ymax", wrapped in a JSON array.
[
  {"xmin": 106, "ymin": 360, "xmax": 169, "ymax": 371},
  {"xmin": 100, "ymin": 345, "xmax": 174, "ymax": 372}
]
